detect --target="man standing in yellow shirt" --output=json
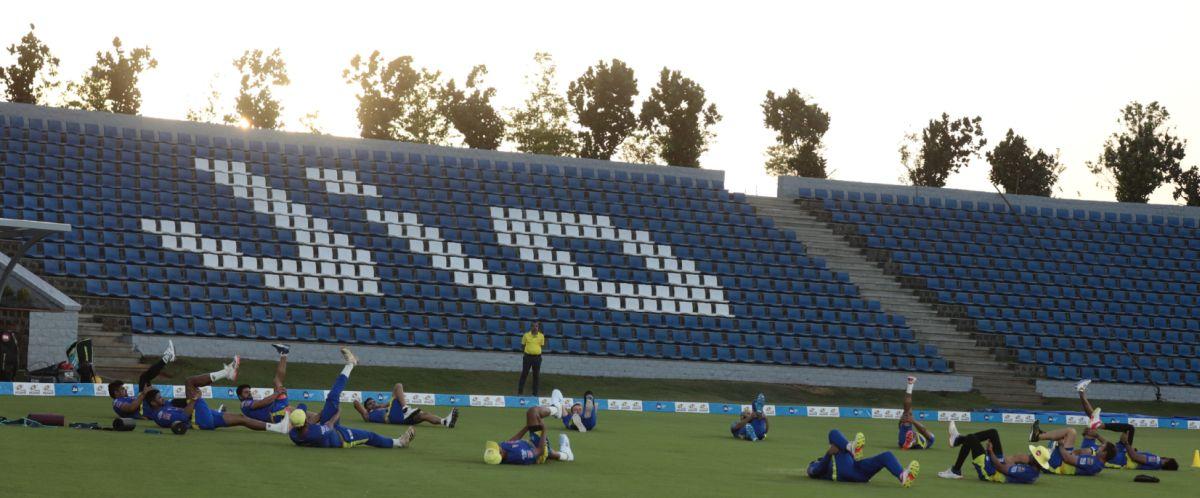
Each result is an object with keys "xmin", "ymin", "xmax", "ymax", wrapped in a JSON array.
[{"xmin": 518, "ymin": 322, "xmax": 545, "ymax": 396}]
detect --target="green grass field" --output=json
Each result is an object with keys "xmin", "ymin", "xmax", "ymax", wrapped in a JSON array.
[{"xmin": 2, "ymin": 359, "xmax": 1198, "ymax": 497}]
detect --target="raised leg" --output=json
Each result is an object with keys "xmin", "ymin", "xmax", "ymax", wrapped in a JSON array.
[{"xmin": 858, "ymin": 451, "xmax": 906, "ymax": 480}]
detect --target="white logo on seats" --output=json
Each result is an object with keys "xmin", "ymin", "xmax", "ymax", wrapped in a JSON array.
[{"xmin": 141, "ymin": 158, "xmax": 380, "ymax": 294}]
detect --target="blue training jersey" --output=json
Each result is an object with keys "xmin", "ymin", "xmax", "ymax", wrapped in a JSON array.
[
  {"xmin": 112, "ymin": 396, "xmax": 141, "ymax": 418},
  {"xmin": 153, "ymin": 406, "xmax": 189, "ymax": 428},
  {"xmin": 367, "ymin": 408, "xmax": 388, "ymax": 424},
  {"xmin": 241, "ymin": 397, "xmax": 288, "ymax": 423},
  {"xmin": 1133, "ymin": 452, "xmax": 1163, "ymax": 470},
  {"xmin": 1004, "ymin": 464, "xmax": 1039, "ymax": 484},
  {"xmin": 289, "ymin": 424, "xmax": 342, "ymax": 448},
  {"xmin": 500, "ymin": 440, "xmax": 538, "ymax": 465},
  {"xmin": 1074, "ymin": 454, "xmax": 1104, "ymax": 475}
]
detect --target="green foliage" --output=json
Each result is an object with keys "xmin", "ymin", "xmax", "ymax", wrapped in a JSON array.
[
  {"xmin": 900, "ymin": 113, "xmax": 986, "ymax": 187},
  {"xmin": 299, "ymin": 111, "xmax": 326, "ymax": 135},
  {"xmin": 639, "ymin": 68, "xmax": 721, "ymax": 168},
  {"xmin": 508, "ymin": 52, "xmax": 577, "ymax": 156},
  {"xmin": 568, "ymin": 59, "xmax": 638, "ymax": 160},
  {"xmin": 0, "ymin": 24, "xmax": 59, "ymax": 105},
  {"xmin": 1166, "ymin": 165, "xmax": 1200, "ymax": 206},
  {"xmin": 617, "ymin": 129, "xmax": 661, "ymax": 165},
  {"xmin": 227, "ymin": 49, "xmax": 289, "ymax": 129},
  {"xmin": 439, "ymin": 65, "xmax": 503, "ymax": 150},
  {"xmin": 1087, "ymin": 101, "xmax": 1186, "ymax": 203},
  {"xmin": 344, "ymin": 51, "xmax": 449, "ymax": 145},
  {"xmin": 67, "ymin": 37, "xmax": 156, "ymax": 115},
  {"xmin": 762, "ymin": 89, "xmax": 830, "ymax": 178},
  {"xmin": 986, "ymin": 129, "xmax": 1063, "ymax": 197}
]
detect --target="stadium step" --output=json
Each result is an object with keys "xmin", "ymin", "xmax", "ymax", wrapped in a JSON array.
[{"xmin": 750, "ymin": 196, "xmax": 1044, "ymax": 407}]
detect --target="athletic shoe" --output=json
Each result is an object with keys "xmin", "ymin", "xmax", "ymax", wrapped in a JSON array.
[
  {"xmin": 446, "ymin": 408, "xmax": 459, "ymax": 428},
  {"xmin": 162, "ymin": 340, "xmax": 176, "ymax": 364},
  {"xmin": 743, "ymin": 423, "xmax": 758, "ymax": 442},
  {"xmin": 1075, "ymin": 379, "xmax": 1091, "ymax": 392},
  {"xmin": 907, "ymin": 376, "xmax": 916, "ymax": 385},
  {"xmin": 570, "ymin": 413, "xmax": 587, "ymax": 432},
  {"xmin": 900, "ymin": 461, "xmax": 919, "ymax": 487},
  {"xmin": 558, "ymin": 434, "xmax": 574, "ymax": 461},
  {"xmin": 1029, "ymin": 421, "xmax": 1042, "ymax": 443},
  {"xmin": 340, "ymin": 347, "xmax": 357, "ymax": 366},
  {"xmin": 272, "ymin": 343, "xmax": 290, "ymax": 356},
  {"xmin": 216, "ymin": 404, "xmax": 225, "ymax": 413},
  {"xmin": 947, "ymin": 420, "xmax": 960, "ymax": 448},
  {"xmin": 853, "ymin": 432, "xmax": 866, "ymax": 459},
  {"xmin": 1088, "ymin": 407, "xmax": 1103, "ymax": 431},
  {"xmin": 550, "ymin": 389, "xmax": 564, "ymax": 416},
  {"xmin": 937, "ymin": 469, "xmax": 962, "ymax": 479},
  {"xmin": 225, "ymin": 356, "xmax": 241, "ymax": 382},
  {"xmin": 901, "ymin": 429, "xmax": 916, "ymax": 449},
  {"xmin": 396, "ymin": 427, "xmax": 415, "ymax": 448},
  {"xmin": 752, "ymin": 393, "xmax": 766, "ymax": 415}
]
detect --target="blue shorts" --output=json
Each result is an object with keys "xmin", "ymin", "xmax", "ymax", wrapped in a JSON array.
[
  {"xmin": 193, "ymin": 399, "xmax": 227, "ymax": 430},
  {"xmin": 388, "ymin": 400, "xmax": 421, "ymax": 425}
]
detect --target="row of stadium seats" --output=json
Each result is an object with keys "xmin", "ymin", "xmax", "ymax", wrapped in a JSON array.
[
  {"xmin": 798, "ymin": 188, "xmax": 1200, "ymax": 386},
  {"xmin": 1, "ymin": 110, "xmax": 950, "ymax": 373}
]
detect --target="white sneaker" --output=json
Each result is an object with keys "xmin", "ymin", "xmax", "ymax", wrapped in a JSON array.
[
  {"xmin": 558, "ymin": 434, "xmax": 574, "ymax": 461},
  {"xmin": 570, "ymin": 413, "xmax": 587, "ymax": 432},
  {"xmin": 947, "ymin": 420, "xmax": 960, "ymax": 448},
  {"xmin": 907, "ymin": 376, "xmax": 917, "ymax": 385},
  {"xmin": 225, "ymin": 356, "xmax": 241, "ymax": 382},
  {"xmin": 1088, "ymin": 407, "xmax": 1103, "ymax": 431},
  {"xmin": 162, "ymin": 340, "xmax": 176, "ymax": 364},
  {"xmin": 340, "ymin": 347, "xmax": 358, "ymax": 366},
  {"xmin": 937, "ymin": 469, "xmax": 962, "ymax": 479},
  {"xmin": 1075, "ymin": 379, "xmax": 1092, "ymax": 392},
  {"xmin": 550, "ymin": 389, "xmax": 565, "ymax": 417},
  {"xmin": 395, "ymin": 427, "xmax": 415, "ymax": 448}
]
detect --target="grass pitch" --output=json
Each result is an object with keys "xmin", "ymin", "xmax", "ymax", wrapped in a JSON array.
[{"xmin": 3, "ymin": 396, "xmax": 1198, "ymax": 497}]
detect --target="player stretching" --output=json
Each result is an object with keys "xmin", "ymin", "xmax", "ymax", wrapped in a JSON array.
[
  {"xmin": 237, "ymin": 343, "xmax": 291, "ymax": 423},
  {"xmin": 898, "ymin": 376, "xmax": 935, "ymax": 449},
  {"xmin": 150, "ymin": 356, "xmax": 288, "ymax": 433},
  {"xmin": 806, "ymin": 429, "xmax": 919, "ymax": 487},
  {"xmin": 563, "ymin": 390, "xmax": 597, "ymax": 432},
  {"xmin": 1116, "ymin": 432, "xmax": 1179, "ymax": 471},
  {"xmin": 484, "ymin": 390, "xmax": 574, "ymax": 465},
  {"xmin": 936, "ymin": 422, "xmax": 1040, "ymax": 483},
  {"xmin": 108, "ymin": 340, "xmax": 175, "ymax": 419},
  {"xmin": 1028, "ymin": 422, "xmax": 1114, "ymax": 476},
  {"xmin": 730, "ymin": 393, "xmax": 769, "ymax": 441},
  {"xmin": 288, "ymin": 348, "xmax": 415, "ymax": 449},
  {"xmin": 353, "ymin": 382, "xmax": 459, "ymax": 428}
]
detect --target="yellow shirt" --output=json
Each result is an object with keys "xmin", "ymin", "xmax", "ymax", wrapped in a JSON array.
[{"xmin": 521, "ymin": 331, "xmax": 544, "ymax": 355}]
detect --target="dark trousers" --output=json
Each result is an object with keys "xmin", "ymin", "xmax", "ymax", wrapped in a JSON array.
[
  {"xmin": 517, "ymin": 354, "xmax": 542, "ymax": 396},
  {"xmin": 951, "ymin": 429, "xmax": 1003, "ymax": 474},
  {"xmin": 138, "ymin": 359, "xmax": 167, "ymax": 391}
]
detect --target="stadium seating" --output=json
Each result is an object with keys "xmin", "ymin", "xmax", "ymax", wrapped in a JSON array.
[
  {"xmin": 0, "ymin": 109, "xmax": 949, "ymax": 373},
  {"xmin": 793, "ymin": 186, "xmax": 1200, "ymax": 386}
]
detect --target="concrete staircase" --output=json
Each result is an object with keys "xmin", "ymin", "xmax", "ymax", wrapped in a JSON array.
[{"xmin": 749, "ymin": 196, "xmax": 1042, "ymax": 407}]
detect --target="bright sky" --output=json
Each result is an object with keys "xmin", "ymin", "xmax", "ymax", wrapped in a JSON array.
[{"xmin": 5, "ymin": 0, "xmax": 1199, "ymax": 202}]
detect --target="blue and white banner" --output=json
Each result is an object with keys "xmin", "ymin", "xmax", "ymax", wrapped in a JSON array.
[{"xmin": 2, "ymin": 381, "xmax": 1195, "ymax": 430}]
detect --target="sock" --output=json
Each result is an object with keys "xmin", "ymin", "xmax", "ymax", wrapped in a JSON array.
[
  {"xmin": 906, "ymin": 384, "xmax": 914, "ymax": 395},
  {"xmin": 209, "ymin": 368, "xmax": 228, "ymax": 382},
  {"xmin": 341, "ymin": 364, "xmax": 354, "ymax": 377},
  {"xmin": 392, "ymin": 437, "xmax": 406, "ymax": 448},
  {"xmin": 265, "ymin": 421, "xmax": 288, "ymax": 434},
  {"xmin": 547, "ymin": 405, "xmax": 562, "ymax": 418},
  {"xmin": 846, "ymin": 441, "xmax": 856, "ymax": 453}
]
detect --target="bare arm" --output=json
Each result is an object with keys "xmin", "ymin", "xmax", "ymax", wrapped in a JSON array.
[
  {"xmin": 1058, "ymin": 444, "xmax": 1080, "ymax": 466},
  {"xmin": 731, "ymin": 413, "xmax": 752, "ymax": 432},
  {"xmin": 352, "ymin": 400, "xmax": 370, "ymax": 421},
  {"xmin": 910, "ymin": 418, "xmax": 933, "ymax": 439},
  {"xmin": 509, "ymin": 426, "xmax": 529, "ymax": 442},
  {"xmin": 248, "ymin": 392, "xmax": 282, "ymax": 410},
  {"xmin": 986, "ymin": 443, "xmax": 1011, "ymax": 474},
  {"xmin": 1124, "ymin": 443, "xmax": 1147, "ymax": 464}
]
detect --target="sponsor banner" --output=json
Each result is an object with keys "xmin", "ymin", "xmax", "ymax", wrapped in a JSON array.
[
  {"xmin": 54, "ymin": 384, "xmax": 94, "ymax": 397},
  {"xmin": 92, "ymin": 383, "xmax": 109, "ymax": 397},
  {"xmin": 938, "ymin": 411, "xmax": 971, "ymax": 422},
  {"xmin": 1128, "ymin": 417, "xmax": 1158, "ymax": 428},
  {"xmin": 213, "ymin": 386, "xmax": 241, "ymax": 400},
  {"xmin": 606, "ymin": 399, "xmax": 643, "ymax": 412},
  {"xmin": 12, "ymin": 382, "xmax": 54, "ymax": 396},
  {"xmin": 1001, "ymin": 413, "xmax": 1036, "ymax": 424},
  {"xmin": 912, "ymin": 409, "xmax": 938, "ymax": 422},
  {"xmin": 807, "ymin": 406, "xmax": 839, "ymax": 418},
  {"xmin": 675, "ymin": 401, "xmax": 710, "ymax": 414},
  {"xmin": 338, "ymin": 390, "xmax": 363, "ymax": 403},
  {"xmin": 289, "ymin": 389, "xmax": 326, "ymax": 403},
  {"xmin": 971, "ymin": 412, "xmax": 1003, "ymax": 424},
  {"xmin": 250, "ymin": 387, "xmax": 274, "ymax": 400},
  {"xmin": 872, "ymin": 408, "xmax": 903, "ymax": 420},
  {"xmin": 435, "ymin": 394, "xmax": 471, "ymax": 407},
  {"xmin": 1160, "ymin": 418, "xmax": 1187, "ymax": 430},
  {"xmin": 0, "ymin": 382, "xmax": 11, "ymax": 396},
  {"xmin": 405, "ymin": 392, "xmax": 437, "ymax": 406},
  {"xmin": 841, "ymin": 407, "xmax": 873, "ymax": 419},
  {"xmin": 776, "ymin": 405, "xmax": 806, "ymax": 417},
  {"xmin": 504, "ymin": 396, "xmax": 541, "ymax": 409},
  {"xmin": 1101, "ymin": 414, "xmax": 1129, "ymax": 424},
  {"xmin": 359, "ymin": 391, "xmax": 388, "ymax": 404},
  {"xmin": 710, "ymin": 403, "xmax": 741, "ymax": 415},
  {"xmin": 644, "ymin": 401, "xmax": 675, "ymax": 413},
  {"xmin": 1064, "ymin": 415, "xmax": 1088, "ymax": 426},
  {"xmin": 469, "ymin": 394, "xmax": 505, "ymax": 408},
  {"xmin": 1189, "ymin": 420, "xmax": 1200, "ymax": 430}
]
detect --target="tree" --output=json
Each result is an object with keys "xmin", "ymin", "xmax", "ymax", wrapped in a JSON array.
[
  {"xmin": 438, "ymin": 65, "xmax": 503, "ymax": 150},
  {"xmin": 508, "ymin": 52, "xmax": 577, "ymax": 156},
  {"xmin": 344, "ymin": 51, "xmax": 449, "ymax": 145},
  {"xmin": 186, "ymin": 75, "xmax": 224, "ymax": 123},
  {"xmin": 1087, "ymin": 101, "xmax": 1186, "ymax": 203},
  {"xmin": 638, "ymin": 68, "xmax": 721, "ymax": 167},
  {"xmin": 899, "ymin": 113, "xmax": 986, "ymax": 187},
  {"xmin": 66, "ymin": 37, "xmax": 156, "ymax": 115},
  {"xmin": 568, "ymin": 59, "xmax": 638, "ymax": 160},
  {"xmin": 617, "ymin": 129, "xmax": 660, "ymax": 164},
  {"xmin": 299, "ymin": 111, "xmax": 326, "ymax": 135},
  {"xmin": 1166, "ymin": 165, "xmax": 1200, "ymax": 206},
  {"xmin": 0, "ymin": 24, "xmax": 59, "ymax": 105},
  {"xmin": 227, "ymin": 49, "xmax": 289, "ymax": 129},
  {"xmin": 761, "ymin": 89, "xmax": 830, "ymax": 178},
  {"xmin": 986, "ymin": 129, "xmax": 1063, "ymax": 197}
]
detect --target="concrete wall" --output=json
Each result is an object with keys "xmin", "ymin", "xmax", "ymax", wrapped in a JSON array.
[
  {"xmin": 26, "ymin": 311, "xmax": 78, "ymax": 369},
  {"xmin": 133, "ymin": 335, "xmax": 973, "ymax": 392},
  {"xmin": 777, "ymin": 176, "xmax": 1200, "ymax": 221},
  {"xmin": 1037, "ymin": 380, "xmax": 1200, "ymax": 404}
]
